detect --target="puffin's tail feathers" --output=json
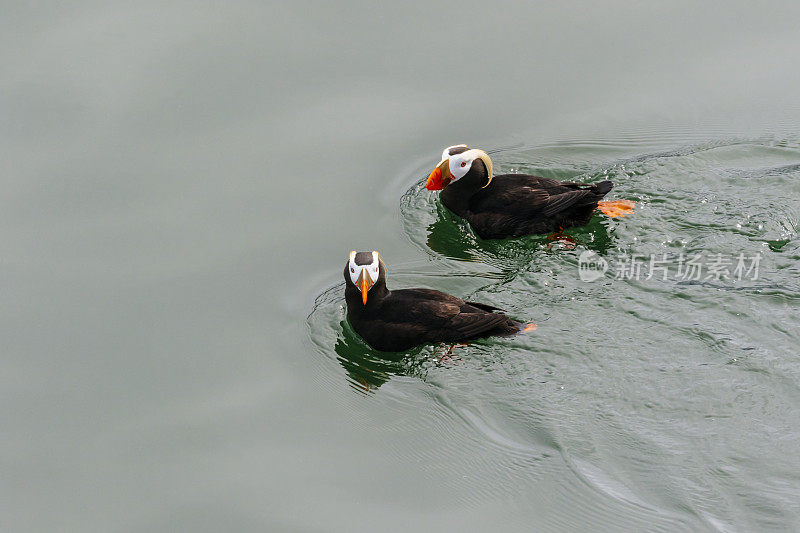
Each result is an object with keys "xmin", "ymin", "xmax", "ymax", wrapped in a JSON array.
[
  {"xmin": 592, "ymin": 180, "xmax": 614, "ymax": 196},
  {"xmin": 597, "ymin": 199, "xmax": 635, "ymax": 218}
]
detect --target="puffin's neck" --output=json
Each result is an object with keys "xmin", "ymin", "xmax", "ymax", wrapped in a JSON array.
[
  {"xmin": 345, "ymin": 280, "xmax": 389, "ymax": 315},
  {"xmin": 439, "ymin": 159, "xmax": 488, "ymax": 216},
  {"xmin": 440, "ymin": 178, "xmax": 478, "ymax": 216}
]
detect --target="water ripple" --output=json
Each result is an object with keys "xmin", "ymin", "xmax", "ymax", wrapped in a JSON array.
[{"xmin": 308, "ymin": 135, "xmax": 800, "ymax": 530}]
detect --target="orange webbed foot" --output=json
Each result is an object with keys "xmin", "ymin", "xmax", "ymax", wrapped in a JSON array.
[
  {"xmin": 546, "ymin": 232, "xmax": 577, "ymax": 250},
  {"xmin": 434, "ymin": 343, "xmax": 468, "ymax": 364},
  {"xmin": 597, "ymin": 199, "xmax": 635, "ymax": 218}
]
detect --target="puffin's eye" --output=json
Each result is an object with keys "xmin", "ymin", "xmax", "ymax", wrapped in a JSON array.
[
  {"xmin": 350, "ymin": 267, "xmax": 355, "ymax": 273},
  {"xmin": 461, "ymin": 162, "xmax": 467, "ymax": 167}
]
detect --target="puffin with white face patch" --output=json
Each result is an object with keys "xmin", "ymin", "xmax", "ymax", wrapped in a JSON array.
[
  {"xmin": 426, "ymin": 144, "xmax": 634, "ymax": 239},
  {"xmin": 344, "ymin": 251, "xmax": 535, "ymax": 352}
]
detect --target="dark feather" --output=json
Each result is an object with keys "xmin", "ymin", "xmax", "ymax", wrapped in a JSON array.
[
  {"xmin": 541, "ymin": 189, "xmax": 594, "ymax": 217},
  {"xmin": 464, "ymin": 300, "xmax": 506, "ymax": 313}
]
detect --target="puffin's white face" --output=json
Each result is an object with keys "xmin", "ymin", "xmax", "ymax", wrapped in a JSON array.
[
  {"xmin": 448, "ymin": 150, "xmax": 476, "ymax": 180},
  {"xmin": 439, "ymin": 144, "xmax": 472, "ymax": 181},
  {"xmin": 348, "ymin": 250, "xmax": 380, "ymax": 305},
  {"xmin": 348, "ymin": 251, "xmax": 379, "ymax": 285},
  {"xmin": 426, "ymin": 144, "xmax": 493, "ymax": 191}
]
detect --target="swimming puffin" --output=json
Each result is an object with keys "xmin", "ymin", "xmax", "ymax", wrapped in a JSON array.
[
  {"xmin": 344, "ymin": 251, "xmax": 535, "ymax": 352},
  {"xmin": 425, "ymin": 145, "xmax": 634, "ymax": 239}
]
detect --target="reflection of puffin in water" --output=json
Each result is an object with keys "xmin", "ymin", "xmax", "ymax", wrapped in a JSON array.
[
  {"xmin": 344, "ymin": 251, "xmax": 535, "ymax": 352},
  {"xmin": 426, "ymin": 145, "xmax": 634, "ymax": 239},
  {"xmin": 423, "ymin": 207, "xmax": 618, "ymax": 261},
  {"xmin": 334, "ymin": 333, "xmax": 396, "ymax": 394}
]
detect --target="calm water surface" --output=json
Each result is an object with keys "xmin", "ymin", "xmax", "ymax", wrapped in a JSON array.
[{"xmin": 3, "ymin": 2, "xmax": 800, "ymax": 531}]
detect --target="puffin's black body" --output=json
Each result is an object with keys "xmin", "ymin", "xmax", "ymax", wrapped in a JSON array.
[
  {"xmin": 344, "ymin": 254, "xmax": 521, "ymax": 352},
  {"xmin": 439, "ymin": 159, "xmax": 613, "ymax": 239}
]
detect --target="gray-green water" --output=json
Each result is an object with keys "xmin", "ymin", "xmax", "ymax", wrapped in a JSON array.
[{"xmin": 3, "ymin": 2, "xmax": 800, "ymax": 531}]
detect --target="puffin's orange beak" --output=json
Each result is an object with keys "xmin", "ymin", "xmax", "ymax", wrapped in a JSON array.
[
  {"xmin": 356, "ymin": 269, "xmax": 373, "ymax": 305},
  {"xmin": 426, "ymin": 167, "xmax": 443, "ymax": 190},
  {"xmin": 426, "ymin": 160, "xmax": 451, "ymax": 190}
]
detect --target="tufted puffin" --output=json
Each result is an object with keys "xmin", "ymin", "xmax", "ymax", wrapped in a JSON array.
[
  {"xmin": 344, "ymin": 251, "xmax": 536, "ymax": 352},
  {"xmin": 425, "ymin": 145, "xmax": 634, "ymax": 239}
]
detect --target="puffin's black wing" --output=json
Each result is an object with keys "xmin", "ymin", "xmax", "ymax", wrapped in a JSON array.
[
  {"xmin": 443, "ymin": 309, "xmax": 511, "ymax": 339},
  {"xmin": 471, "ymin": 175, "xmax": 613, "ymax": 219},
  {"xmin": 382, "ymin": 289, "xmax": 517, "ymax": 342},
  {"xmin": 469, "ymin": 184, "xmax": 546, "ymax": 218},
  {"xmin": 463, "ymin": 300, "xmax": 505, "ymax": 313},
  {"xmin": 540, "ymin": 189, "xmax": 595, "ymax": 217}
]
